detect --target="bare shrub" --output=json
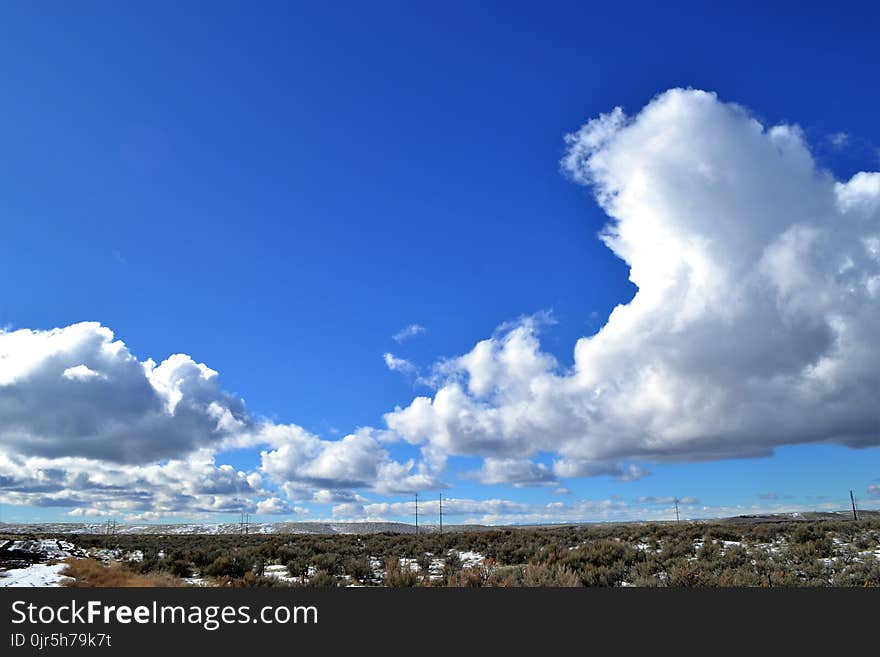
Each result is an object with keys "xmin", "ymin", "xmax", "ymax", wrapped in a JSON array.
[{"xmin": 62, "ymin": 558, "xmax": 182, "ymax": 587}]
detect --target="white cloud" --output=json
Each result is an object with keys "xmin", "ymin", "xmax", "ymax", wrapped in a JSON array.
[
  {"xmin": 617, "ymin": 464, "xmax": 650, "ymax": 482},
  {"xmin": 255, "ymin": 497, "xmax": 292, "ymax": 515},
  {"xmin": 0, "ymin": 323, "xmax": 440, "ymax": 514},
  {"xmin": 383, "ymin": 352, "xmax": 416, "ymax": 374},
  {"xmin": 471, "ymin": 458, "xmax": 556, "ymax": 487},
  {"xmin": 259, "ymin": 426, "xmax": 443, "ymax": 495},
  {"xmin": 312, "ymin": 489, "xmax": 368, "ymax": 505},
  {"xmin": 638, "ymin": 496, "xmax": 699, "ymax": 505},
  {"xmin": 393, "ymin": 324, "xmax": 426, "ymax": 342},
  {"xmin": 0, "ymin": 450, "xmax": 267, "ymax": 517},
  {"xmin": 68, "ymin": 507, "xmax": 114, "ymax": 518},
  {"xmin": 62, "ymin": 364, "xmax": 106, "ymax": 382},
  {"xmin": 0, "ymin": 322, "xmax": 250, "ymax": 463},
  {"xmin": 551, "ymin": 459, "xmax": 648, "ymax": 481},
  {"xmin": 384, "ymin": 88, "xmax": 880, "ymax": 476}
]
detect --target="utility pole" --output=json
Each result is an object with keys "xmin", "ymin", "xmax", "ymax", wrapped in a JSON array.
[
  {"xmin": 674, "ymin": 498, "xmax": 680, "ymax": 523},
  {"xmin": 850, "ymin": 490, "xmax": 859, "ymax": 521},
  {"xmin": 414, "ymin": 493, "xmax": 419, "ymax": 534},
  {"xmin": 245, "ymin": 513, "xmax": 250, "ymax": 535},
  {"xmin": 439, "ymin": 492, "xmax": 443, "ymax": 536}
]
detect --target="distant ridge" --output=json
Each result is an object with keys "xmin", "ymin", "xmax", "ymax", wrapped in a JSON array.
[
  {"xmin": 0, "ymin": 521, "xmax": 486, "ymax": 536},
  {"xmin": 1, "ymin": 510, "xmax": 877, "ymax": 535}
]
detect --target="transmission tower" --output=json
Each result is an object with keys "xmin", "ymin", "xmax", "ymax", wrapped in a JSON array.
[
  {"xmin": 673, "ymin": 498, "xmax": 680, "ymax": 523},
  {"xmin": 850, "ymin": 490, "xmax": 859, "ymax": 521}
]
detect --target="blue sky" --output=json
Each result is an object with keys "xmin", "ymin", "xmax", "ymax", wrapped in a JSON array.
[{"xmin": 0, "ymin": 2, "xmax": 878, "ymax": 525}]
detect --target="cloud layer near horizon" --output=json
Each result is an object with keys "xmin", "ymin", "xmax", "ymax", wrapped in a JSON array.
[
  {"xmin": 2, "ymin": 88, "xmax": 878, "ymax": 519},
  {"xmin": 0, "ymin": 323, "xmax": 440, "ymax": 517}
]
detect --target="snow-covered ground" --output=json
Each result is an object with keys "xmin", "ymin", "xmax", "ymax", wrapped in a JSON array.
[
  {"xmin": 262, "ymin": 564, "xmax": 298, "ymax": 583},
  {"xmin": 0, "ymin": 538, "xmax": 79, "ymax": 587},
  {"xmin": 454, "ymin": 550, "xmax": 485, "ymax": 569},
  {"xmin": 0, "ymin": 562, "xmax": 71, "ymax": 587}
]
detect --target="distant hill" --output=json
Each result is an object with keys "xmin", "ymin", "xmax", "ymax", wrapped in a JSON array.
[
  {"xmin": 1, "ymin": 509, "xmax": 877, "ymax": 536},
  {"xmin": 717, "ymin": 510, "xmax": 880, "ymax": 524},
  {"xmin": 0, "ymin": 521, "xmax": 486, "ymax": 536}
]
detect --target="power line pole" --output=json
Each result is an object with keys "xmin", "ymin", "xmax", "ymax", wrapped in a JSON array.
[
  {"xmin": 850, "ymin": 490, "xmax": 859, "ymax": 521},
  {"xmin": 439, "ymin": 492, "xmax": 443, "ymax": 536},
  {"xmin": 674, "ymin": 498, "xmax": 680, "ymax": 523},
  {"xmin": 414, "ymin": 493, "xmax": 419, "ymax": 534}
]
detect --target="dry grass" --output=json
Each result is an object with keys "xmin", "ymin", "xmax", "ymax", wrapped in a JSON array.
[{"xmin": 61, "ymin": 558, "xmax": 183, "ymax": 587}]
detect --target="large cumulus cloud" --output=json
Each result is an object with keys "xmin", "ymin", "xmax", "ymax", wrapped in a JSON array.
[
  {"xmin": 0, "ymin": 322, "xmax": 249, "ymax": 462},
  {"xmin": 385, "ymin": 88, "xmax": 880, "ymax": 478}
]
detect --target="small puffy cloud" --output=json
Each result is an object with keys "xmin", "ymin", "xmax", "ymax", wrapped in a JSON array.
[
  {"xmin": 828, "ymin": 132, "xmax": 849, "ymax": 148},
  {"xmin": 551, "ymin": 459, "xmax": 649, "ymax": 481},
  {"xmin": 758, "ymin": 492, "xmax": 779, "ymax": 500},
  {"xmin": 331, "ymin": 502, "xmax": 367, "ymax": 519},
  {"xmin": 472, "ymin": 458, "xmax": 556, "ymax": 487},
  {"xmin": 638, "ymin": 496, "xmax": 699, "ymax": 505},
  {"xmin": 62, "ymin": 365, "xmax": 106, "ymax": 382},
  {"xmin": 255, "ymin": 497, "xmax": 292, "ymax": 515},
  {"xmin": 868, "ymin": 484, "xmax": 880, "ymax": 499},
  {"xmin": 246, "ymin": 472, "xmax": 263, "ymax": 491},
  {"xmin": 312, "ymin": 489, "xmax": 368, "ymax": 505},
  {"xmin": 616, "ymin": 464, "xmax": 650, "ymax": 482},
  {"xmin": 68, "ymin": 507, "xmax": 114, "ymax": 517},
  {"xmin": 393, "ymin": 324, "xmax": 426, "ymax": 343},
  {"xmin": 260, "ymin": 426, "xmax": 443, "ymax": 494},
  {"xmin": 383, "ymin": 352, "xmax": 416, "ymax": 374}
]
